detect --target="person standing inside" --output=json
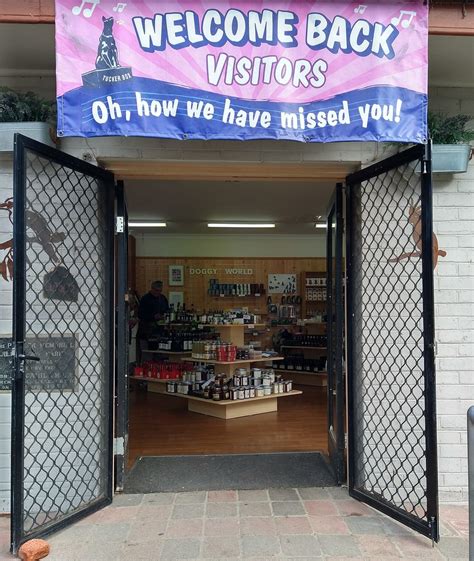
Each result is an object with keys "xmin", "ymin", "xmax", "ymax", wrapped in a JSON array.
[{"xmin": 137, "ymin": 280, "xmax": 169, "ymax": 358}]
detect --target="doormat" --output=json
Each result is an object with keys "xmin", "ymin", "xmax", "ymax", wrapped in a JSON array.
[{"xmin": 124, "ymin": 452, "xmax": 335, "ymax": 494}]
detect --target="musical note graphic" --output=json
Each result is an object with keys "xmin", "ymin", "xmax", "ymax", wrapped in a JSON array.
[
  {"xmin": 72, "ymin": 0, "xmax": 100, "ymax": 18},
  {"xmin": 391, "ymin": 10, "xmax": 417, "ymax": 28},
  {"xmin": 113, "ymin": 2, "xmax": 127, "ymax": 13},
  {"xmin": 354, "ymin": 5, "xmax": 367, "ymax": 14}
]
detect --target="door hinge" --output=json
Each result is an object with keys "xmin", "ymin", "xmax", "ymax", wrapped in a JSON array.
[
  {"xmin": 428, "ymin": 516, "xmax": 438, "ymax": 547},
  {"xmin": 114, "ymin": 437, "xmax": 125, "ymax": 456},
  {"xmin": 116, "ymin": 216, "xmax": 124, "ymax": 233}
]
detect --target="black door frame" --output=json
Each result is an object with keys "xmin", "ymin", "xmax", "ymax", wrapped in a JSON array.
[
  {"xmin": 115, "ymin": 180, "xmax": 129, "ymax": 491},
  {"xmin": 326, "ymin": 183, "xmax": 345, "ymax": 485},
  {"xmin": 11, "ymin": 134, "xmax": 116, "ymax": 552},
  {"xmin": 345, "ymin": 143, "xmax": 439, "ymax": 542}
]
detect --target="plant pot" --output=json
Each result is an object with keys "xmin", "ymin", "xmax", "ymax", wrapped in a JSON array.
[
  {"xmin": 432, "ymin": 144, "xmax": 472, "ymax": 173},
  {"xmin": 0, "ymin": 122, "xmax": 54, "ymax": 152}
]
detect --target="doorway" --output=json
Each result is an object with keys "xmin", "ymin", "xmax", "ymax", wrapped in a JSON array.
[
  {"xmin": 122, "ymin": 177, "xmax": 342, "ymax": 490},
  {"xmin": 10, "ymin": 138, "xmax": 440, "ymax": 550}
]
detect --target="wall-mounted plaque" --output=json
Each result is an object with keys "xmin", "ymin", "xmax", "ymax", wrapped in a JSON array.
[{"xmin": 0, "ymin": 336, "xmax": 77, "ymax": 392}]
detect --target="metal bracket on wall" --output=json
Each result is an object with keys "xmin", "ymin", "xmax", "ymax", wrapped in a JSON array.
[{"xmin": 116, "ymin": 216, "xmax": 124, "ymax": 234}]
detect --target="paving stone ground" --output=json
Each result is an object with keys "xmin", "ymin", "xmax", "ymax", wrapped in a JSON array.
[{"xmin": 0, "ymin": 489, "xmax": 468, "ymax": 560}]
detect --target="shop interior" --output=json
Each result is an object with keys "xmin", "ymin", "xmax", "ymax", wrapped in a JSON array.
[{"xmin": 124, "ymin": 177, "xmax": 341, "ymax": 470}]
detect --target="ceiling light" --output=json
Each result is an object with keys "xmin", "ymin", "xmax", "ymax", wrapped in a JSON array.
[
  {"xmin": 128, "ymin": 222, "xmax": 167, "ymax": 227},
  {"xmin": 208, "ymin": 223, "xmax": 276, "ymax": 229},
  {"xmin": 314, "ymin": 223, "xmax": 327, "ymax": 229}
]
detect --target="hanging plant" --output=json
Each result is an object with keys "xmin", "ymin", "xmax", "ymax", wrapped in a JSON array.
[
  {"xmin": 0, "ymin": 88, "xmax": 56, "ymax": 123},
  {"xmin": 428, "ymin": 112, "xmax": 474, "ymax": 145}
]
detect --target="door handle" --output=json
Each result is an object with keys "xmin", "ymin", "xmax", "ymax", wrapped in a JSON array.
[{"xmin": 18, "ymin": 354, "xmax": 40, "ymax": 362}]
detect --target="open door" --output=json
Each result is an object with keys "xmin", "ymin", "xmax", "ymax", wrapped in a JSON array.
[
  {"xmin": 115, "ymin": 180, "xmax": 129, "ymax": 491},
  {"xmin": 345, "ymin": 144, "xmax": 439, "ymax": 541},
  {"xmin": 11, "ymin": 135, "xmax": 115, "ymax": 552},
  {"xmin": 326, "ymin": 183, "xmax": 345, "ymax": 485}
]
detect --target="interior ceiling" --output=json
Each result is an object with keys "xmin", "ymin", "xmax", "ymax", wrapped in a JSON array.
[{"xmin": 125, "ymin": 179, "xmax": 334, "ymax": 235}]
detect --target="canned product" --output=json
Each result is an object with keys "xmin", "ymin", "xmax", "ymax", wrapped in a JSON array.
[
  {"xmin": 256, "ymin": 386, "xmax": 265, "ymax": 397},
  {"xmin": 244, "ymin": 387, "xmax": 250, "ymax": 399},
  {"xmin": 249, "ymin": 387, "xmax": 256, "ymax": 399},
  {"xmin": 238, "ymin": 388, "xmax": 245, "ymax": 400},
  {"xmin": 263, "ymin": 385, "xmax": 272, "ymax": 396}
]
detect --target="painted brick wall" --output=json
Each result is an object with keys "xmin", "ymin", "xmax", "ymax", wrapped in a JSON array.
[
  {"xmin": 432, "ymin": 166, "xmax": 474, "ymax": 503},
  {"xmin": 429, "ymin": 86, "xmax": 474, "ymax": 503},
  {"xmin": 0, "ymin": 154, "xmax": 13, "ymax": 513}
]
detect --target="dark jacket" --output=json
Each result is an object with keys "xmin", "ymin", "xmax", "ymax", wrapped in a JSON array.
[{"xmin": 137, "ymin": 292, "xmax": 169, "ymax": 338}]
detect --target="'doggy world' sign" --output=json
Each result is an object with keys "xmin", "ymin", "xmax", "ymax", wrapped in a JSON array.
[{"xmin": 55, "ymin": 0, "xmax": 428, "ymax": 143}]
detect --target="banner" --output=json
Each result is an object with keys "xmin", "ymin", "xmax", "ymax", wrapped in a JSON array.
[{"xmin": 56, "ymin": 1, "xmax": 428, "ymax": 143}]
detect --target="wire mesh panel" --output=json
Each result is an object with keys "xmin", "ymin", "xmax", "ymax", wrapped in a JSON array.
[
  {"xmin": 12, "ymin": 135, "xmax": 114, "ymax": 551},
  {"xmin": 346, "ymin": 145, "xmax": 438, "ymax": 541}
]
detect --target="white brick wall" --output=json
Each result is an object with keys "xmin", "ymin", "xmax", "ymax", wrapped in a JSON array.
[
  {"xmin": 0, "ymin": 154, "xmax": 13, "ymax": 513},
  {"xmin": 433, "ymin": 164, "xmax": 474, "ymax": 504},
  {"xmin": 429, "ymin": 86, "xmax": 474, "ymax": 504}
]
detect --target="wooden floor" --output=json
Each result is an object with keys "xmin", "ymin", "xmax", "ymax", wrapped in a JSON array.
[{"xmin": 128, "ymin": 384, "xmax": 328, "ymax": 468}]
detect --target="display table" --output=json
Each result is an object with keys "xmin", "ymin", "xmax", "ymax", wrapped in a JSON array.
[
  {"xmin": 130, "ymin": 377, "xmax": 302, "ymax": 419},
  {"xmin": 186, "ymin": 356, "xmax": 284, "ymax": 377}
]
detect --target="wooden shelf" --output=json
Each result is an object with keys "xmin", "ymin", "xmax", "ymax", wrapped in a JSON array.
[
  {"xmin": 274, "ymin": 369, "xmax": 327, "ymax": 375},
  {"xmin": 143, "ymin": 350, "xmax": 192, "ymax": 356},
  {"xmin": 130, "ymin": 376, "xmax": 302, "ymax": 419},
  {"xmin": 281, "ymin": 346, "xmax": 326, "ymax": 351},
  {"xmin": 211, "ymin": 295, "xmax": 264, "ymax": 298},
  {"xmin": 274, "ymin": 370, "xmax": 328, "ymax": 387},
  {"xmin": 187, "ymin": 356, "xmax": 284, "ymax": 365},
  {"xmin": 199, "ymin": 324, "xmax": 266, "ymax": 328}
]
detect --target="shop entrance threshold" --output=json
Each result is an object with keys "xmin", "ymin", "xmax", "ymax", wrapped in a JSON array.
[{"xmin": 124, "ymin": 452, "xmax": 336, "ymax": 494}]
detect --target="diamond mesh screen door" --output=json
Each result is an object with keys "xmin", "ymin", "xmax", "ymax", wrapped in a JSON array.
[
  {"xmin": 326, "ymin": 184, "xmax": 345, "ymax": 485},
  {"xmin": 346, "ymin": 144, "xmax": 439, "ymax": 541},
  {"xmin": 11, "ymin": 134, "xmax": 115, "ymax": 552}
]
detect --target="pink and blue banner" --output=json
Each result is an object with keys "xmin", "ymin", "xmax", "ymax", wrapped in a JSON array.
[{"xmin": 55, "ymin": 0, "xmax": 428, "ymax": 143}]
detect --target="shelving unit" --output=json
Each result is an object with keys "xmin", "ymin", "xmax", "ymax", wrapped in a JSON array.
[
  {"xmin": 301, "ymin": 271, "xmax": 327, "ymax": 321},
  {"xmin": 273, "ymin": 369, "xmax": 328, "ymax": 387},
  {"xmin": 281, "ymin": 345, "xmax": 326, "ymax": 351},
  {"xmin": 142, "ymin": 349, "xmax": 192, "ymax": 356},
  {"xmin": 130, "ymin": 376, "xmax": 302, "ymax": 419},
  {"xmin": 199, "ymin": 324, "xmax": 266, "ymax": 347}
]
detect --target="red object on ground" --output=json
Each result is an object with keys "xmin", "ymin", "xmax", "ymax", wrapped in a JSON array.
[{"xmin": 18, "ymin": 539, "xmax": 50, "ymax": 561}]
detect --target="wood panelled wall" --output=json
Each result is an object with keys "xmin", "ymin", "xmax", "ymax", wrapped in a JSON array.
[{"xmin": 135, "ymin": 257, "xmax": 326, "ymax": 315}]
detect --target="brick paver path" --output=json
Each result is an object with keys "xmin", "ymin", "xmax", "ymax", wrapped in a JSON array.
[{"xmin": 0, "ymin": 488, "xmax": 469, "ymax": 560}]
